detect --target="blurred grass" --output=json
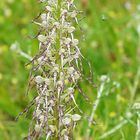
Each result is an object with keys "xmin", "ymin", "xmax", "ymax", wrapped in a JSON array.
[{"xmin": 0, "ymin": 0, "xmax": 140, "ymax": 139}]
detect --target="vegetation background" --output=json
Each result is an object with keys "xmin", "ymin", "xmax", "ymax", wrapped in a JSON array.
[{"xmin": 0, "ymin": 0, "xmax": 140, "ymax": 139}]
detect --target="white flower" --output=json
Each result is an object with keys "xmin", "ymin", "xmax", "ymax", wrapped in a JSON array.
[
  {"xmin": 62, "ymin": 117, "xmax": 71, "ymax": 125},
  {"xmin": 61, "ymin": 129, "xmax": 67, "ymax": 136},
  {"xmin": 68, "ymin": 26, "xmax": 75, "ymax": 33},
  {"xmin": 132, "ymin": 102, "xmax": 140, "ymax": 110},
  {"xmin": 64, "ymin": 135, "xmax": 69, "ymax": 140},
  {"xmin": 49, "ymin": 100, "xmax": 55, "ymax": 106},
  {"xmin": 37, "ymin": 56, "xmax": 45, "ymax": 63},
  {"xmin": 35, "ymin": 76, "xmax": 44, "ymax": 84},
  {"xmin": 42, "ymin": 21, "xmax": 47, "ymax": 27},
  {"xmin": 10, "ymin": 42, "xmax": 20, "ymax": 52},
  {"xmin": 100, "ymin": 75, "xmax": 110, "ymax": 82},
  {"xmin": 74, "ymin": 71, "xmax": 80, "ymax": 80},
  {"xmin": 67, "ymin": 67, "xmax": 75, "ymax": 75},
  {"xmin": 67, "ymin": 87, "xmax": 74, "ymax": 94},
  {"xmin": 35, "ymin": 124, "xmax": 41, "ymax": 132},
  {"xmin": 45, "ymin": 78, "xmax": 51, "ymax": 85},
  {"xmin": 61, "ymin": 9, "xmax": 68, "ymax": 15},
  {"xmin": 48, "ymin": 0, "xmax": 56, "ymax": 6},
  {"xmin": 38, "ymin": 35, "xmax": 47, "ymax": 43},
  {"xmin": 59, "ymin": 48, "xmax": 65, "ymax": 55},
  {"xmin": 70, "ymin": 10, "xmax": 77, "ymax": 18},
  {"xmin": 39, "ymin": 115, "xmax": 45, "ymax": 122},
  {"xmin": 72, "ymin": 39, "xmax": 79, "ymax": 46},
  {"xmin": 64, "ymin": 38, "xmax": 71, "ymax": 45},
  {"xmin": 41, "ymin": 13, "xmax": 47, "ymax": 21},
  {"xmin": 57, "ymin": 80, "xmax": 63, "ymax": 88},
  {"xmin": 38, "ymin": 97, "xmax": 44, "ymax": 104},
  {"xmin": 63, "ymin": 22, "xmax": 70, "ymax": 28},
  {"xmin": 71, "ymin": 114, "xmax": 81, "ymax": 121},
  {"xmin": 53, "ymin": 22, "xmax": 60, "ymax": 28},
  {"xmin": 52, "ymin": 66, "xmax": 59, "ymax": 73},
  {"xmin": 40, "ymin": 0, "xmax": 47, "ymax": 2},
  {"xmin": 35, "ymin": 109, "xmax": 42, "ymax": 117},
  {"xmin": 73, "ymin": 51, "xmax": 80, "ymax": 59},
  {"xmin": 49, "ymin": 125, "xmax": 56, "ymax": 133},
  {"xmin": 46, "ymin": 6, "xmax": 52, "ymax": 12}
]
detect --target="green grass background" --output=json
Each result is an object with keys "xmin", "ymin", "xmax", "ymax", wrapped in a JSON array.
[{"xmin": 0, "ymin": 0, "xmax": 140, "ymax": 139}]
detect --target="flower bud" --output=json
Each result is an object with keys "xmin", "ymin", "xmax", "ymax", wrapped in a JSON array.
[
  {"xmin": 35, "ymin": 76, "xmax": 44, "ymax": 84},
  {"xmin": 38, "ymin": 35, "xmax": 47, "ymax": 43}
]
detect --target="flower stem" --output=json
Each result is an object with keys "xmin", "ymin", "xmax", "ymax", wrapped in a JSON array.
[{"xmin": 53, "ymin": 0, "xmax": 62, "ymax": 139}]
